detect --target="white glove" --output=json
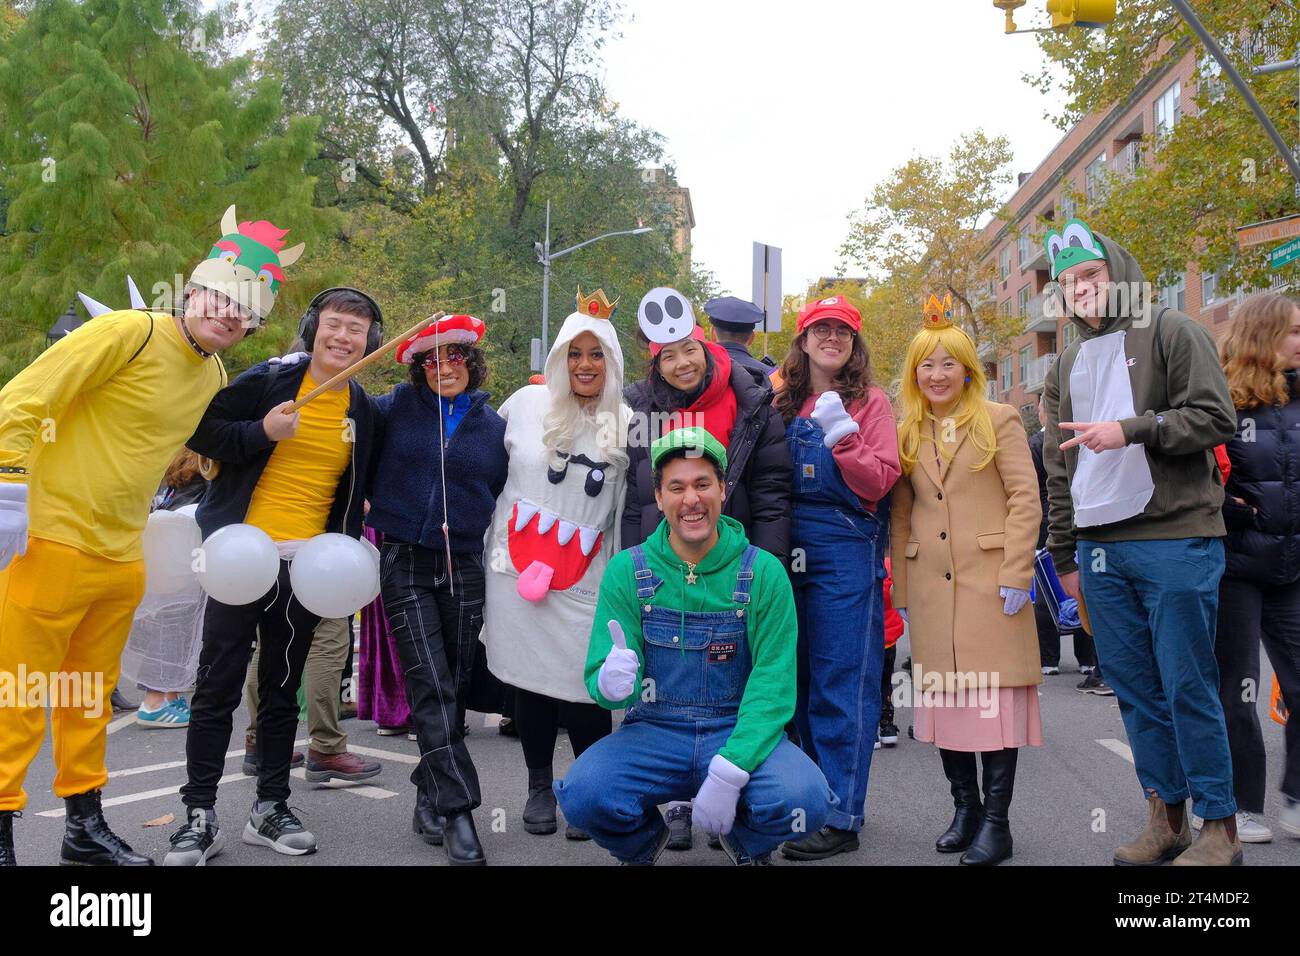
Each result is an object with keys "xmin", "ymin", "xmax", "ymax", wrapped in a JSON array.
[
  {"xmin": 897, "ymin": 607, "xmax": 908, "ymax": 624},
  {"xmin": 596, "ymin": 620, "xmax": 640, "ymax": 702},
  {"xmin": 269, "ymin": 351, "xmax": 309, "ymax": 367},
  {"xmin": 0, "ymin": 483, "xmax": 30, "ymax": 572},
  {"xmin": 811, "ymin": 391, "xmax": 859, "ymax": 448},
  {"xmin": 1000, "ymin": 586, "xmax": 1030, "ymax": 616},
  {"xmin": 691, "ymin": 753, "xmax": 750, "ymax": 836}
]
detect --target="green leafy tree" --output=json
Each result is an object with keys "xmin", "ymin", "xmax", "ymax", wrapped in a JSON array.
[
  {"xmin": 1026, "ymin": 0, "xmax": 1300, "ymax": 294},
  {"xmin": 0, "ymin": 0, "xmax": 334, "ymax": 382}
]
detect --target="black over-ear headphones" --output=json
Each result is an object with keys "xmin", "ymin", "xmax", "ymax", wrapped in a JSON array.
[{"xmin": 298, "ymin": 287, "xmax": 385, "ymax": 356}]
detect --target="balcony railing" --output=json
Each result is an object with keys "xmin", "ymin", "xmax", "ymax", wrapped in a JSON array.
[
  {"xmin": 1110, "ymin": 141, "xmax": 1140, "ymax": 181},
  {"xmin": 1024, "ymin": 291, "xmax": 1059, "ymax": 334},
  {"xmin": 1023, "ymin": 352, "xmax": 1057, "ymax": 393}
]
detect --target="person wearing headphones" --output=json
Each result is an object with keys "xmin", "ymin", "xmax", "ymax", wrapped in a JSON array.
[{"xmin": 165, "ymin": 287, "xmax": 384, "ymax": 865}]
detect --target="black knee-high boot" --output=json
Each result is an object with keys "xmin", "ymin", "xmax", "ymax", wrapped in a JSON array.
[
  {"xmin": 936, "ymin": 748, "xmax": 984, "ymax": 852},
  {"xmin": 960, "ymin": 748, "xmax": 1017, "ymax": 866}
]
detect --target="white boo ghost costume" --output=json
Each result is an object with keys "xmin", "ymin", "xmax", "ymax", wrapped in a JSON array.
[{"xmin": 482, "ymin": 305, "xmax": 630, "ymax": 702}]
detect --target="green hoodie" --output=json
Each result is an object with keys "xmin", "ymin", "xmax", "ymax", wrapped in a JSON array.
[
  {"xmin": 584, "ymin": 514, "xmax": 796, "ymax": 773},
  {"xmin": 1042, "ymin": 232, "xmax": 1236, "ymax": 575}
]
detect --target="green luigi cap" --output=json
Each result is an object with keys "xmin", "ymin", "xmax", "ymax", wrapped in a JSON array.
[
  {"xmin": 651, "ymin": 426, "xmax": 728, "ymax": 473},
  {"xmin": 1045, "ymin": 218, "xmax": 1107, "ymax": 280}
]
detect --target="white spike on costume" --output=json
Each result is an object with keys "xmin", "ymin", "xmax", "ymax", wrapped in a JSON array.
[
  {"xmin": 515, "ymin": 500, "xmax": 540, "ymax": 532},
  {"xmin": 578, "ymin": 526, "xmax": 600, "ymax": 557},
  {"xmin": 77, "ymin": 292, "xmax": 112, "ymax": 318},
  {"xmin": 556, "ymin": 520, "xmax": 578, "ymax": 546},
  {"xmin": 126, "ymin": 275, "xmax": 146, "ymax": 310}
]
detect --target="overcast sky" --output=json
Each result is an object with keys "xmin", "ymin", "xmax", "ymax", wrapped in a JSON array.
[{"xmin": 602, "ymin": 0, "xmax": 1070, "ymax": 297}]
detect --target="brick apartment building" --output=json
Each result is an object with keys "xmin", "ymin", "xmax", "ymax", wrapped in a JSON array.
[{"xmin": 978, "ymin": 41, "xmax": 1287, "ymax": 424}]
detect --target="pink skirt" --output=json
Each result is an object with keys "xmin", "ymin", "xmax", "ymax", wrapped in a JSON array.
[{"xmin": 913, "ymin": 684, "xmax": 1043, "ymax": 752}]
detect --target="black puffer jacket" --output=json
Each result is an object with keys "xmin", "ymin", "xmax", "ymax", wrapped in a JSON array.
[
  {"xmin": 622, "ymin": 360, "xmax": 791, "ymax": 563},
  {"xmin": 1223, "ymin": 370, "xmax": 1300, "ymax": 584}
]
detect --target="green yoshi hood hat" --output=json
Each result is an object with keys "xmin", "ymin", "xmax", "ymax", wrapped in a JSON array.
[
  {"xmin": 651, "ymin": 426, "xmax": 728, "ymax": 473},
  {"xmin": 1045, "ymin": 217, "xmax": 1107, "ymax": 280}
]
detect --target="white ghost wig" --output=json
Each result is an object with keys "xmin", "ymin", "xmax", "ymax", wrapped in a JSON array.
[{"xmin": 540, "ymin": 309, "xmax": 629, "ymax": 473}]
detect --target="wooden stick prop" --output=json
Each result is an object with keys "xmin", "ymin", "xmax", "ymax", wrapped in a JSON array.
[
  {"xmin": 290, "ymin": 310, "xmax": 446, "ymax": 411},
  {"xmin": 196, "ymin": 310, "xmax": 447, "ymax": 480}
]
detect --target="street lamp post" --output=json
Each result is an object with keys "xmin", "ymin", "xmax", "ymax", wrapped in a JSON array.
[{"xmin": 534, "ymin": 199, "xmax": 653, "ymax": 356}]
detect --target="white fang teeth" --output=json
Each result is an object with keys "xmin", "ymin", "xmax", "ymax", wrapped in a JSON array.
[
  {"xmin": 578, "ymin": 526, "xmax": 600, "ymax": 556},
  {"xmin": 515, "ymin": 500, "xmax": 540, "ymax": 532},
  {"xmin": 556, "ymin": 520, "xmax": 578, "ymax": 546},
  {"xmin": 536, "ymin": 510, "xmax": 558, "ymax": 535}
]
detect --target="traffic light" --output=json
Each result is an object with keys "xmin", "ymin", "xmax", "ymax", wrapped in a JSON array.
[{"xmin": 1047, "ymin": 0, "xmax": 1116, "ymax": 31}]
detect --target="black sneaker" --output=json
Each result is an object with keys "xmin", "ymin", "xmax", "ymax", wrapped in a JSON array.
[
  {"xmin": 242, "ymin": 802, "xmax": 317, "ymax": 856},
  {"xmin": 664, "ymin": 804, "xmax": 693, "ymax": 850},
  {"xmin": 781, "ymin": 826, "xmax": 860, "ymax": 861},
  {"xmin": 1076, "ymin": 673, "xmax": 1115, "ymax": 696},
  {"xmin": 164, "ymin": 808, "xmax": 224, "ymax": 866},
  {"xmin": 879, "ymin": 719, "xmax": 900, "ymax": 747}
]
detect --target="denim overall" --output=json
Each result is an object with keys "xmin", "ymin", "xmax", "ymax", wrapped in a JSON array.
[
  {"xmin": 786, "ymin": 414, "xmax": 888, "ymax": 833},
  {"xmin": 555, "ymin": 544, "xmax": 833, "ymax": 863}
]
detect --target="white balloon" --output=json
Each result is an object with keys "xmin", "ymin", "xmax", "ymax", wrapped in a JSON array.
[
  {"xmin": 196, "ymin": 524, "xmax": 280, "ymax": 606},
  {"xmin": 142, "ymin": 510, "xmax": 204, "ymax": 596},
  {"xmin": 289, "ymin": 533, "xmax": 381, "ymax": 619}
]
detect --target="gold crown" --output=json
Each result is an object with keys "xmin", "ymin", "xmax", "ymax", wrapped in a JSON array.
[
  {"xmin": 923, "ymin": 293, "xmax": 955, "ymax": 330},
  {"xmin": 576, "ymin": 286, "xmax": 618, "ymax": 320}
]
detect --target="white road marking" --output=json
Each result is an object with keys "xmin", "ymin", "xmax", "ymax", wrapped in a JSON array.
[
  {"xmin": 106, "ymin": 713, "xmax": 137, "ymax": 735},
  {"xmin": 37, "ymin": 772, "xmax": 252, "ymax": 818},
  {"xmin": 290, "ymin": 768, "xmax": 397, "ymax": 799},
  {"xmin": 1097, "ymin": 738, "xmax": 1134, "ymax": 764}
]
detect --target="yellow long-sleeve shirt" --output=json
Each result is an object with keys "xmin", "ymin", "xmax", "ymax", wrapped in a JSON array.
[{"xmin": 0, "ymin": 310, "xmax": 226, "ymax": 561}]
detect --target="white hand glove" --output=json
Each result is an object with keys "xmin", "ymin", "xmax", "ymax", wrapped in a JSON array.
[
  {"xmin": 1000, "ymin": 586, "xmax": 1030, "ymax": 616},
  {"xmin": 0, "ymin": 483, "xmax": 30, "ymax": 572},
  {"xmin": 897, "ymin": 607, "xmax": 908, "ymax": 624},
  {"xmin": 691, "ymin": 753, "xmax": 750, "ymax": 836},
  {"xmin": 811, "ymin": 391, "xmax": 859, "ymax": 448},
  {"xmin": 269, "ymin": 351, "xmax": 309, "ymax": 367},
  {"xmin": 596, "ymin": 620, "xmax": 640, "ymax": 702}
]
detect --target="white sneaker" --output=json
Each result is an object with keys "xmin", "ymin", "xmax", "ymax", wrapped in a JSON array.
[
  {"xmin": 1079, "ymin": 665, "xmax": 1095, "ymax": 675},
  {"xmin": 1280, "ymin": 798, "xmax": 1300, "ymax": 838},
  {"xmin": 1041, "ymin": 665, "xmax": 1059, "ymax": 676},
  {"xmin": 874, "ymin": 732, "xmax": 881, "ymax": 751},
  {"xmin": 1191, "ymin": 811, "xmax": 1272, "ymax": 843}
]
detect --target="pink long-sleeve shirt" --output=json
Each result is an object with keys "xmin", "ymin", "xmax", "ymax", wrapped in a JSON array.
[{"xmin": 798, "ymin": 386, "xmax": 902, "ymax": 511}]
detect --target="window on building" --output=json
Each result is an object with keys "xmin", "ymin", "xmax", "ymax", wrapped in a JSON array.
[
  {"xmin": 1155, "ymin": 80, "xmax": 1182, "ymax": 137},
  {"xmin": 1018, "ymin": 345, "xmax": 1032, "ymax": 384},
  {"xmin": 1199, "ymin": 53, "xmax": 1226, "ymax": 104},
  {"xmin": 1018, "ymin": 285, "xmax": 1030, "ymax": 317},
  {"xmin": 1000, "ymin": 300, "xmax": 1012, "ymax": 320},
  {"xmin": 1202, "ymin": 264, "xmax": 1231, "ymax": 306},
  {"xmin": 1158, "ymin": 273, "xmax": 1186, "ymax": 312},
  {"xmin": 999, "ymin": 246, "xmax": 1011, "ymax": 281},
  {"xmin": 1061, "ymin": 193, "xmax": 1077, "ymax": 222},
  {"xmin": 1085, "ymin": 154, "xmax": 1107, "ymax": 206},
  {"xmin": 1017, "ymin": 233, "xmax": 1031, "ymax": 268},
  {"xmin": 1000, "ymin": 355, "xmax": 1013, "ymax": 392},
  {"xmin": 1062, "ymin": 323, "xmax": 1079, "ymax": 351}
]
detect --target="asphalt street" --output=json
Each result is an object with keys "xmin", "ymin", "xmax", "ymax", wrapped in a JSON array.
[{"xmin": 10, "ymin": 632, "xmax": 1298, "ymax": 867}]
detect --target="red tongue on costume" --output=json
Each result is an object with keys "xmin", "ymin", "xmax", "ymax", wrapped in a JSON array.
[{"xmin": 509, "ymin": 503, "xmax": 602, "ymax": 603}]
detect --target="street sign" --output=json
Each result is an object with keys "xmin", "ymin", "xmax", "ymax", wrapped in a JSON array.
[
  {"xmin": 1238, "ymin": 213, "xmax": 1300, "ymax": 249},
  {"xmin": 751, "ymin": 242, "xmax": 783, "ymax": 333},
  {"xmin": 1271, "ymin": 237, "xmax": 1300, "ymax": 269},
  {"xmin": 530, "ymin": 337, "xmax": 543, "ymax": 372}
]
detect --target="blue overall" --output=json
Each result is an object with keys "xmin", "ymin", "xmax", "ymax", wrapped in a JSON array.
[
  {"xmin": 787, "ymin": 415, "xmax": 887, "ymax": 833},
  {"xmin": 555, "ymin": 545, "xmax": 834, "ymax": 863}
]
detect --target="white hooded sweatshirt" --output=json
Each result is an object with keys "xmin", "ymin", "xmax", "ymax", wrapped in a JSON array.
[{"xmin": 482, "ymin": 309, "xmax": 630, "ymax": 702}]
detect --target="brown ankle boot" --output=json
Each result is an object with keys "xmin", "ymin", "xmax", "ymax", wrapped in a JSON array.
[
  {"xmin": 1171, "ymin": 816, "xmax": 1244, "ymax": 866},
  {"xmin": 1113, "ymin": 794, "xmax": 1192, "ymax": 865}
]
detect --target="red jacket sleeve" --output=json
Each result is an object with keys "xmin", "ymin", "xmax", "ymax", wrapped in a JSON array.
[{"xmin": 830, "ymin": 387, "xmax": 902, "ymax": 508}]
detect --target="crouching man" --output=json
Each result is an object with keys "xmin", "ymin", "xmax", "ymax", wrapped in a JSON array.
[{"xmin": 555, "ymin": 427, "xmax": 834, "ymax": 864}]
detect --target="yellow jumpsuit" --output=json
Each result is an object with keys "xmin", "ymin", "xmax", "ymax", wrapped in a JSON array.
[{"xmin": 0, "ymin": 311, "xmax": 225, "ymax": 810}]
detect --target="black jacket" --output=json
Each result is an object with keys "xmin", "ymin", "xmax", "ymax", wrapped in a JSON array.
[
  {"xmin": 1222, "ymin": 371, "xmax": 1300, "ymax": 585},
  {"xmin": 188, "ymin": 360, "xmax": 379, "ymax": 541},
  {"xmin": 622, "ymin": 360, "xmax": 791, "ymax": 563},
  {"xmin": 1028, "ymin": 430, "xmax": 1049, "ymax": 550}
]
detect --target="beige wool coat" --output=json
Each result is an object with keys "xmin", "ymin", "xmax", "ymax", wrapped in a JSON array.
[{"xmin": 890, "ymin": 401, "xmax": 1043, "ymax": 689}]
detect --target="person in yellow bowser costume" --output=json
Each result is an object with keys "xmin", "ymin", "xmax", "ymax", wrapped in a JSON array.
[{"xmin": 0, "ymin": 205, "xmax": 304, "ymax": 866}]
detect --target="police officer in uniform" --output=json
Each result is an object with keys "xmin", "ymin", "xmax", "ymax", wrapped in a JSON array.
[{"xmin": 703, "ymin": 296, "xmax": 776, "ymax": 377}]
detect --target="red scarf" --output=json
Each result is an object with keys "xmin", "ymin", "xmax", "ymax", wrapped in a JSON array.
[{"xmin": 663, "ymin": 342, "xmax": 738, "ymax": 449}]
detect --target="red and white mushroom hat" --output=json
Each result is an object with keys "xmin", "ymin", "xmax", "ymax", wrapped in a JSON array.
[{"xmin": 396, "ymin": 314, "xmax": 486, "ymax": 364}]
